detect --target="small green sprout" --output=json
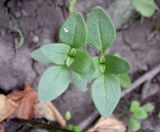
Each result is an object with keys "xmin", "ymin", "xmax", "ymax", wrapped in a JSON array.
[
  {"xmin": 31, "ymin": 6, "xmax": 131, "ymax": 116},
  {"xmin": 69, "ymin": 0, "xmax": 77, "ymax": 13},
  {"xmin": 65, "ymin": 111, "xmax": 72, "ymax": 121},
  {"xmin": 10, "ymin": 26, "xmax": 25, "ymax": 48},
  {"xmin": 65, "ymin": 111, "xmax": 82, "ymax": 132},
  {"xmin": 128, "ymin": 101, "xmax": 154, "ymax": 131}
]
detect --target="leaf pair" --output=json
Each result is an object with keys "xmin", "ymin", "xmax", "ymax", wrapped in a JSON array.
[
  {"xmin": 31, "ymin": 13, "xmax": 94, "ymax": 101},
  {"xmin": 129, "ymin": 101, "xmax": 154, "ymax": 131},
  {"xmin": 87, "ymin": 7, "xmax": 130, "ymax": 116}
]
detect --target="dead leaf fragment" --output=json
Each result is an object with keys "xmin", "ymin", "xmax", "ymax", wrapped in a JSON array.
[
  {"xmin": 34, "ymin": 101, "xmax": 66, "ymax": 127},
  {"xmin": 0, "ymin": 95, "xmax": 16, "ymax": 122},
  {"xmin": 88, "ymin": 115, "xmax": 126, "ymax": 132},
  {"xmin": 16, "ymin": 83, "xmax": 38, "ymax": 119},
  {"xmin": 0, "ymin": 83, "xmax": 66, "ymax": 127}
]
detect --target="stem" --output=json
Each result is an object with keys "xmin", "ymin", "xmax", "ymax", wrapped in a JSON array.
[
  {"xmin": 140, "ymin": 16, "xmax": 145, "ymax": 24},
  {"xmin": 11, "ymin": 118, "xmax": 73, "ymax": 132}
]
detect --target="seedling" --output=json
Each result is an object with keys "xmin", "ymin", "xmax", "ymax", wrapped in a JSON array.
[
  {"xmin": 10, "ymin": 26, "xmax": 25, "ymax": 48},
  {"xmin": 65, "ymin": 111, "xmax": 82, "ymax": 132},
  {"xmin": 128, "ymin": 101, "xmax": 154, "ymax": 131},
  {"xmin": 131, "ymin": 0, "xmax": 159, "ymax": 18},
  {"xmin": 31, "ymin": 6, "xmax": 130, "ymax": 116}
]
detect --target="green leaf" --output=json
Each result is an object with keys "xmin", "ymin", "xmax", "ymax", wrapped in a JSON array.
[
  {"xmin": 59, "ymin": 13, "xmax": 87, "ymax": 48},
  {"xmin": 92, "ymin": 73, "xmax": 121, "ymax": 116},
  {"xmin": 69, "ymin": 0, "xmax": 77, "ymax": 13},
  {"xmin": 142, "ymin": 103, "xmax": 154, "ymax": 113},
  {"xmin": 38, "ymin": 66, "xmax": 71, "ymax": 101},
  {"xmin": 72, "ymin": 72, "xmax": 88, "ymax": 91},
  {"xmin": 105, "ymin": 55, "xmax": 130, "ymax": 74},
  {"xmin": 132, "ymin": 0, "xmax": 159, "ymax": 17},
  {"xmin": 130, "ymin": 100, "xmax": 140, "ymax": 113},
  {"xmin": 71, "ymin": 49, "xmax": 95, "ymax": 74},
  {"xmin": 40, "ymin": 43, "xmax": 70, "ymax": 65},
  {"xmin": 87, "ymin": 6, "xmax": 116, "ymax": 52},
  {"xmin": 130, "ymin": 101, "xmax": 148, "ymax": 119},
  {"xmin": 65, "ymin": 111, "xmax": 72, "ymax": 121},
  {"xmin": 10, "ymin": 26, "xmax": 25, "ymax": 48},
  {"xmin": 134, "ymin": 108, "xmax": 148, "ymax": 120},
  {"xmin": 118, "ymin": 73, "xmax": 131, "ymax": 88},
  {"xmin": 128, "ymin": 117, "xmax": 141, "ymax": 132},
  {"xmin": 31, "ymin": 48, "xmax": 51, "ymax": 64},
  {"xmin": 66, "ymin": 124, "xmax": 82, "ymax": 132}
]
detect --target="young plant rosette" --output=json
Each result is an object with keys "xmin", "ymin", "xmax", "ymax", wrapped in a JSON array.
[{"xmin": 31, "ymin": 6, "xmax": 131, "ymax": 116}]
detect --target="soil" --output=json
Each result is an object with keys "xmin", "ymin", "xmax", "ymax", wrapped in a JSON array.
[{"xmin": 0, "ymin": 0, "xmax": 160, "ymax": 131}]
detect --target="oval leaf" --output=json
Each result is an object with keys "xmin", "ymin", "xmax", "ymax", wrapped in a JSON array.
[
  {"xmin": 142, "ymin": 103, "xmax": 154, "ymax": 113},
  {"xmin": 87, "ymin": 6, "xmax": 116, "ymax": 52},
  {"xmin": 31, "ymin": 48, "xmax": 51, "ymax": 64},
  {"xmin": 92, "ymin": 74, "xmax": 121, "ymax": 116},
  {"xmin": 39, "ymin": 66, "xmax": 71, "ymax": 101},
  {"xmin": 71, "ymin": 49, "xmax": 95, "ymax": 74},
  {"xmin": 134, "ymin": 108, "xmax": 148, "ymax": 120},
  {"xmin": 59, "ymin": 13, "xmax": 87, "ymax": 48},
  {"xmin": 132, "ymin": 0, "xmax": 158, "ymax": 17},
  {"xmin": 40, "ymin": 43, "xmax": 70, "ymax": 65},
  {"xmin": 128, "ymin": 117, "xmax": 140, "ymax": 131},
  {"xmin": 105, "ymin": 55, "xmax": 130, "ymax": 74},
  {"xmin": 118, "ymin": 73, "xmax": 131, "ymax": 88},
  {"xmin": 130, "ymin": 100, "xmax": 140, "ymax": 113}
]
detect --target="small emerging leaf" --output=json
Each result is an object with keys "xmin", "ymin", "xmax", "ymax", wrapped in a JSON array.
[
  {"xmin": 71, "ymin": 49, "xmax": 95, "ymax": 74},
  {"xmin": 105, "ymin": 55, "xmax": 130, "ymax": 74},
  {"xmin": 11, "ymin": 27, "xmax": 25, "ymax": 48},
  {"xmin": 142, "ymin": 103, "xmax": 154, "ymax": 113},
  {"xmin": 130, "ymin": 101, "xmax": 140, "ymax": 113},
  {"xmin": 40, "ymin": 43, "xmax": 70, "ymax": 65},
  {"xmin": 92, "ymin": 73, "xmax": 121, "ymax": 116},
  {"xmin": 134, "ymin": 108, "xmax": 148, "ymax": 120},
  {"xmin": 65, "ymin": 111, "xmax": 72, "ymax": 121},
  {"xmin": 128, "ymin": 117, "xmax": 140, "ymax": 131},
  {"xmin": 39, "ymin": 66, "xmax": 71, "ymax": 101},
  {"xmin": 69, "ymin": 0, "xmax": 77, "ymax": 13},
  {"xmin": 31, "ymin": 48, "xmax": 51, "ymax": 64},
  {"xmin": 118, "ymin": 73, "xmax": 131, "ymax": 88},
  {"xmin": 87, "ymin": 6, "xmax": 116, "ymax": 52},
  {"xmin": 60, "ymin": 13, "xmax": 87, "ymax": 48}
]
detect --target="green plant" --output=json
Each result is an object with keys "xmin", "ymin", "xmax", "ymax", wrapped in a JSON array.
[
  {"xmin": 65, "ymin": 111, "xmax": 82, "ymax": 132},
  {"xmin": 69, "ymin": 0, "xmax": 77, "ymax": 13},
  {"xmin": 114, "ymin": 53, "xmax": 131, "ymax": 89},
  {"xmin": 31, "ymin": 6, "xmax": 130, "ymax": 116},
  {"xmin": 87, "ymin": 7, "xmax": 130, "ymax": 116},
  {"xmin": 128, "ymin": 101, "xmax": 154, "ymax": 131},
  {"xmin": 10, "ymin": 26, "xmax": 25, "ymax": 48},
  {"xmin": 131, "ymin": 0, "xmax": 159, "ymax": 18}
]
